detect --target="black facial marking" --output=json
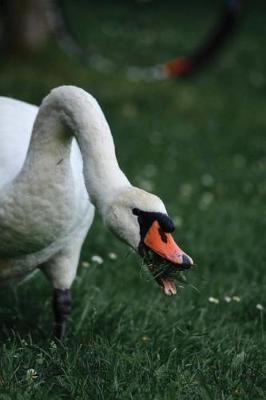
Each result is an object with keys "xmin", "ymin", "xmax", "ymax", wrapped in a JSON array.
[{"xmin": 132, "ymin": 208, "xmax": 175, "ymax": 242}]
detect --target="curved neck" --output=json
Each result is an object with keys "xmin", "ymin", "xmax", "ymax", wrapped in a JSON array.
[{"xmin": 24, "ymin": 86, "xmax": 130, "ymax": 212}]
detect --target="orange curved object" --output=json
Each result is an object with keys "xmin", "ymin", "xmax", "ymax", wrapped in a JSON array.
[
  {"xmin": 144, "ymin": 220, "xmax": 184, "ymax": 264},
  {"xmin": 165, "ymin": 57, "xmax": 193, "ymax": 77}
]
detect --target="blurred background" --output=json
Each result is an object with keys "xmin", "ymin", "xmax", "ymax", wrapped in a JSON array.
[{"xmin": 1, "ymin": 1, "xmax": 266, "ymax": 399}]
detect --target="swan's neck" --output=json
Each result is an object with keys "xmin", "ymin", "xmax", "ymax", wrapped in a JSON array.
[{"xmin": 24, "ymin": 86, "xmax": 130, "ymax": 212}]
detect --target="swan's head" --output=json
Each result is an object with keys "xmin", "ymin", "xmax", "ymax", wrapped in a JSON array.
[{"xmin": 104, "ymin": 186, "xmax": 193, "ymax": 295}]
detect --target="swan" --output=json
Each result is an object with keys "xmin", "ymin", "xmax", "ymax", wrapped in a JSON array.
[{"xmin": 0, "ymin": 86, "xmax": 193, "ymax": 338}]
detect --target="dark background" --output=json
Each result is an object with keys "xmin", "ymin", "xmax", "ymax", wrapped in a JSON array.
[{"xmin": 0, "ymin": 1, "xmax": 266, "ymax": 399}]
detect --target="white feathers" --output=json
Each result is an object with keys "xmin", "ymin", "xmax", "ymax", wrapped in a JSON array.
[{"xmin": 0, "ymin": 86, "xmax": 168, "ymax": 288}]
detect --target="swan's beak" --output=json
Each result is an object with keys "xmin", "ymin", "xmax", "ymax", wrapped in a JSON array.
[
  {"xmin": 144, "ymin": 220, "xmax": 193, "ymax": 267},
  {"xmin": 143, "ymin": 220, "xmax": 193, "ymax": 296}
]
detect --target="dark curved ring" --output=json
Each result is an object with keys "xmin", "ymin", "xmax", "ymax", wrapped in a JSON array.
[
  {"xmin": 51, "ymin": 0, "xmax": 242, "ymax": 80},
  {"xmin": 165, "ymin": 0, "xmax": 241, "ymax": 78}
]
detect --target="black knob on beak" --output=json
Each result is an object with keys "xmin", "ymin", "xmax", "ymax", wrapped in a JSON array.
[{"xmin": 182, "ymin": 254, "xmax": 193, "ymax": 266}]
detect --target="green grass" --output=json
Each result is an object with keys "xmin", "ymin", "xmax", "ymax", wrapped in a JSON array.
[{"xmin": 1, "ymin": 0, "xmax": 266, "ymax": 398}]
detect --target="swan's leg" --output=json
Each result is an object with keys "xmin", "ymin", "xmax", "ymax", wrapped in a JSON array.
[
  {"xmin": 40, "ymin": 209, "xmax": 94, "ymax": 338},
  {"xmin": 53, "ymin": 288, "xmax": 71, "ymax": 339},
  {"xmin": 40, "ymin": 235, "xmax": 86, "ymax": 339}
]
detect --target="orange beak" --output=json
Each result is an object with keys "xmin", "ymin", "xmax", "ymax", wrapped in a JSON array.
[{"xmin": 143, "ymin": 220, "xmax": 193, "ymax": 267}]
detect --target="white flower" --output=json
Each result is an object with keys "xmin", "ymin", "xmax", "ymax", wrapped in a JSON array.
[
  {"xmin": 108, "ymin": 252, "xmax": 117, "ymax": 260},
  {"xmin": 224, "ymin": 296, "xmax": 232, "ymax": 303},
  {"xmin": 199, "ymin": 192, "xmax": 214, "ymax": 210},
  {"xmin": 142, "ymin": 335, "xmax": 151, "ymax": 342},
  {"xmin": 201, "ymin": 174, "xmax": 214, "ymax": 187},
  {"xmin": 256, "ymin": 304, "xmax": 264, "ymax": 311},
  {"xmin": 26, "ymin": 369, "xmax": 38, "ymax": 381},
  {"xmin": 144, "ymin": 164, "xmax": 157, "ymax": 178},
  {"xmin": 180, "ymin": 183, "xmax": 193, "ymax": 198},
  {"xmin": 232, "ymin": 296, "xmax": 241, "ymax": 302},
  {"xmin": 173, "ymin": 216, "xmax": 183, "ymax": 228},
  {"xmin": 81, "ymin": 261, "xmax": 90, "ymax": 268},
  {"xmin": 208, "ymin": 296, "xmax": 219, "ymax": 304},
  {"xmin": 138, "ymin": 179, "xmax": 154, "ymax": 192},
  {"xmin": 91, "ymin": 255, "xmax": 104, "ymax": 265}
]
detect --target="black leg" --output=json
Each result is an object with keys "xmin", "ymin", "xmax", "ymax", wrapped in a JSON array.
[{"xmin": 53, "ymin": 288, "xmax": 71, "ymax": 339}]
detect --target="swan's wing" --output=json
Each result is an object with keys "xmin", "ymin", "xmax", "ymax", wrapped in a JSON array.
[{"xmin": 0, "ymin": 97, "xmax": 38, "ymax": 188}]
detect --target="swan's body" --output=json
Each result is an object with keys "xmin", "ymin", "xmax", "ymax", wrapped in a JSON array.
[
  {"xmin": 0, "ymin": 86, "xmax": 193, "ymax": 337},
  {"xmin": 0, "ymin": 93, "xmax": 93, "ymax": 286}
]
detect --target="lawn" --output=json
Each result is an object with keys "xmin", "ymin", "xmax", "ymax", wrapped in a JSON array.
[{"xmin": 0, "ymin": 0, "xmax": 266, "ymax": 399}]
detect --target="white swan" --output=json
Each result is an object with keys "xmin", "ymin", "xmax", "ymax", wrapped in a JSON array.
[{"xmin": 0, "ymin": 86, "xmax": 193, "ymax": 337}]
